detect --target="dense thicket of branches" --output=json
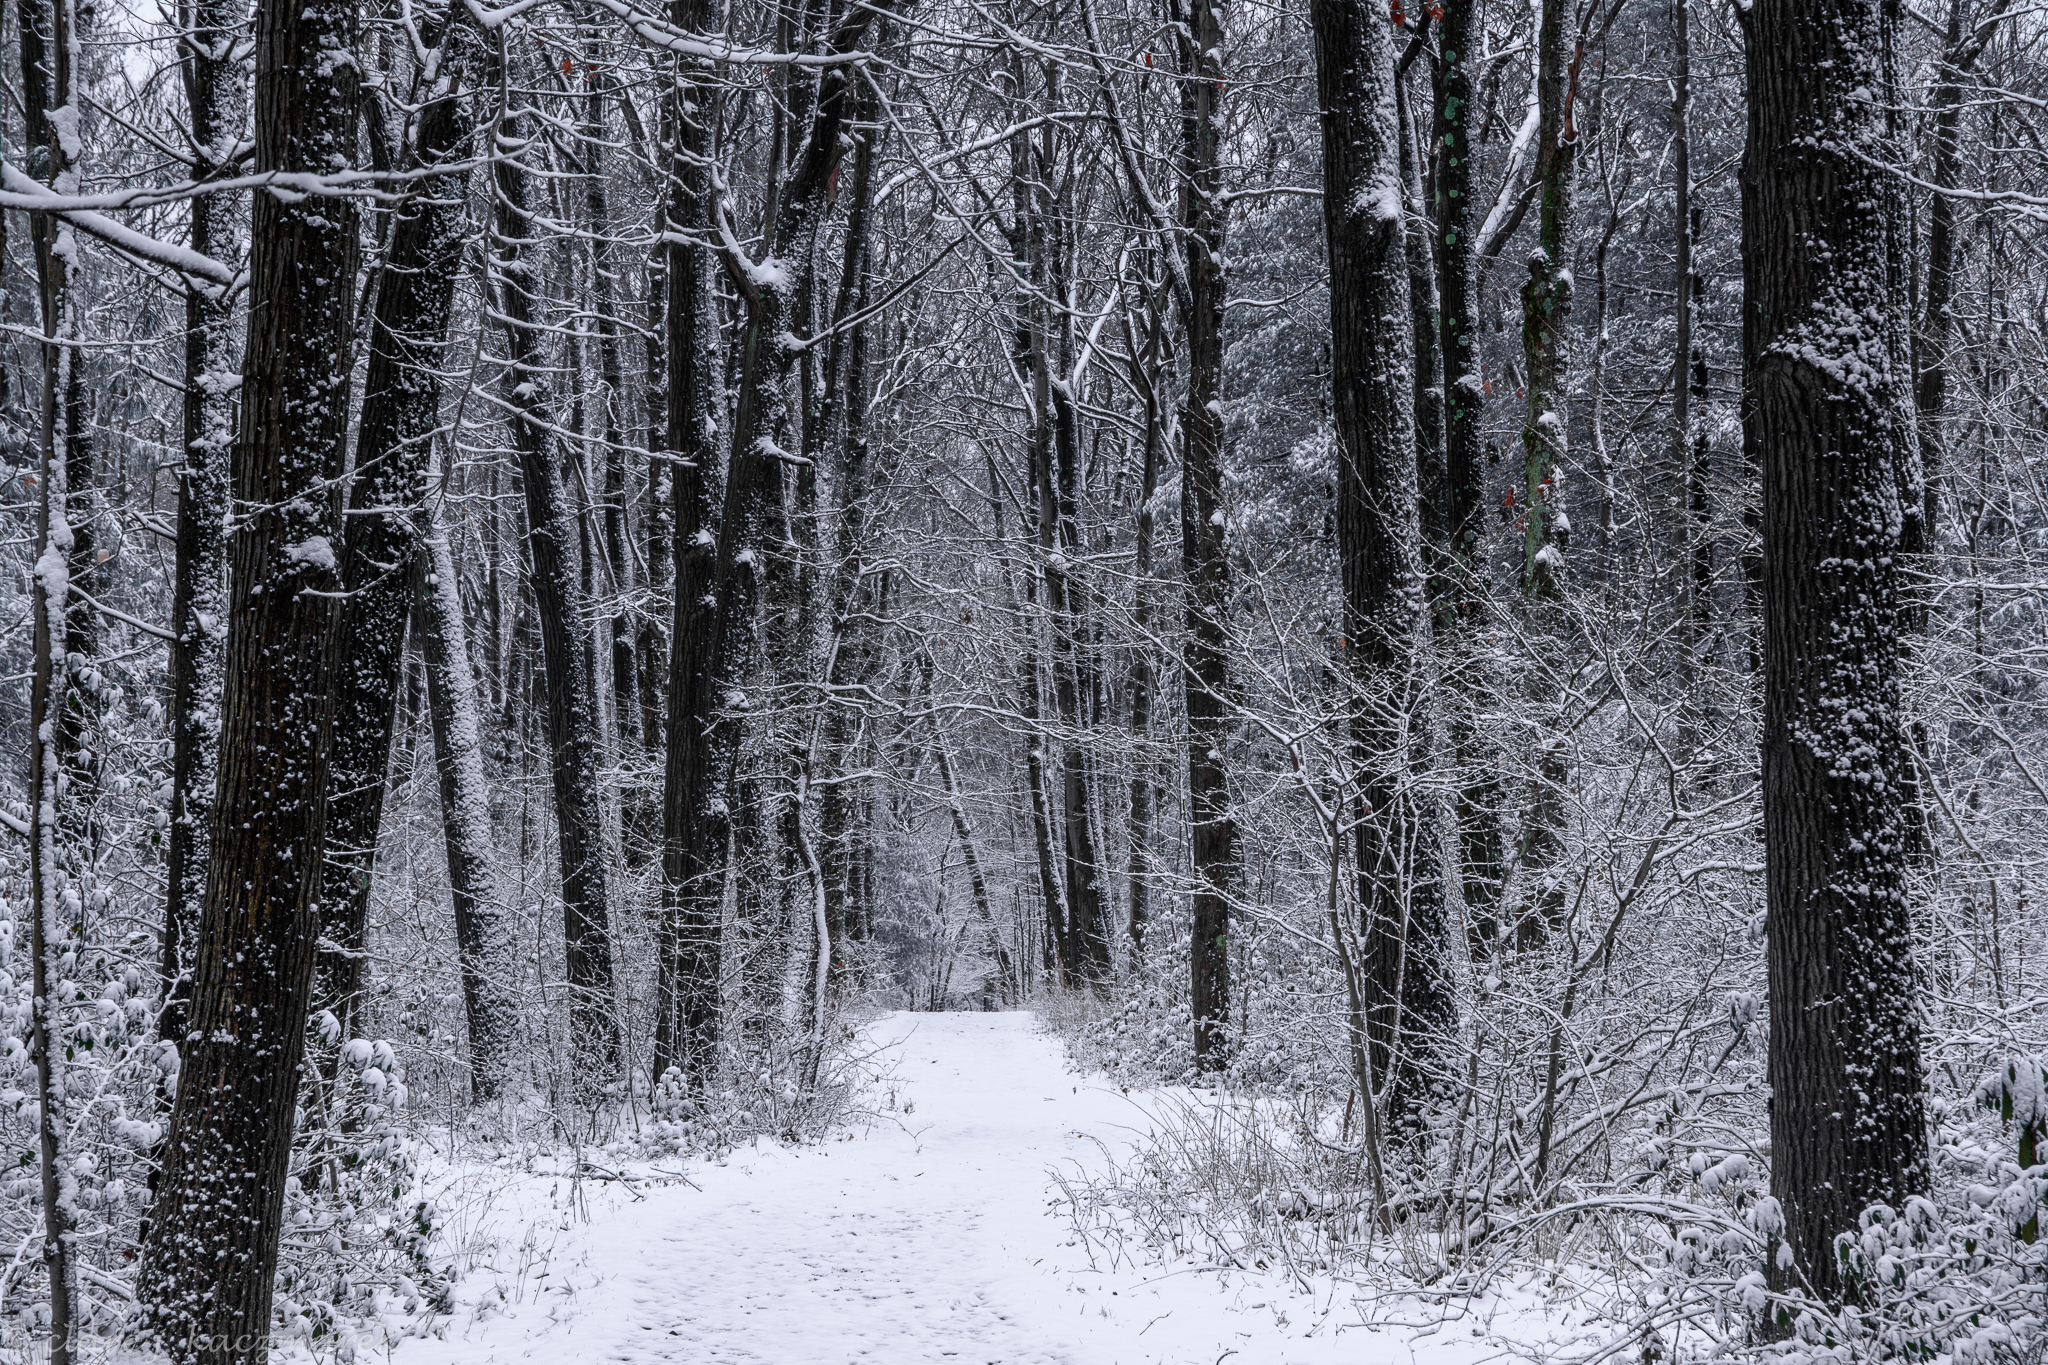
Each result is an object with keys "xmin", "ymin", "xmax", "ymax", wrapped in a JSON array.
[{"xmin": 0, "ymin": 0, "xmax": 2046, "ymax": 1354}]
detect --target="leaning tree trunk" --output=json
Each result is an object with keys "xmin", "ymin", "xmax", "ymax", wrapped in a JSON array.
[
  {"xmin": 314, "ymin": 38, "xmax": 472, "ymax": 1045},
  {"xmin": 1312, "ymin": 0, "xmax": 1454, "ymax": 1136},
  {"xmin": 136, "ymin": 0, "xmax": 362, "ymax": 1346},
  {"xmin": 1180, "ymin": 0, "xmax": 1237, "ymax": 1070},
  {"xmin": 490, "ymin": 53, "xmax": 623, "ymax": 1082},
  {"xmin": 1747, "ymin": 0, "xmax": 1930, "ymax": 1306}
]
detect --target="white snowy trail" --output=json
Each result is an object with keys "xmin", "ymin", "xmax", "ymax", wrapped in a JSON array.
[{"xmin": 405, "ymin": 1012, "xmax": 1466, "ymax": 1365}]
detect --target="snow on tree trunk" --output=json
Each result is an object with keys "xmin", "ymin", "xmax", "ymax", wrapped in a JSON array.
[
  {"xmin": 1310, "ymin": 0, "xmax": 1453, "ymax": 1133},
  {"xmin": 135, "ymin": 0, "xmax": 362, "ymax": 1347},
  {"xmin": 1181, "ymin": 0, "xmax": 1237, "ymax": 1071},
  {"xmin": 161, "ymin": 0, "xmax": 245, "ymax": 1076},
  {"xmin": 489, "ymin": 48, "xmax": 624, "ymax": 1085},
  {"xmin": 1746, "ymin": 0, "xmax": 1931, "ymax": 1305},
  {"xmin": 22, "ymin": 0, "xmax": 87, "ymax": 1349},
  {"xmin": 416, "ymin": 463, "xmax": 522, "ymax": 1104},
  {"xmin": 656, "ymin": 8, "xmax": 726, "ymax": 1091},
  {"xmin": 314, "ymin": 32, "xmax": 473, "ymax": 1047}
]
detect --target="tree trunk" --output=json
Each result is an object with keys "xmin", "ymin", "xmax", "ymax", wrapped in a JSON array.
[
  {"xmin": 661, "ymin": 0, "xmax": 881, "ymax": 1081},
  {"xmin": 314, "ymin": 42, "xmax": 471, "ymax": 1044},
  {"xmin": 21, "ymin": 0, "xmax": 85, "ymax": 1349},
  {"xmin": 1122, "ymin": 274, "xmax": 1165, "ymax": 959},
  {"xmin": 1510, "ymin": 0, "xmax": 1578, "ymax": 944},
  {"xmin": 416, "ymin": 474, "xmax": 523, "ymax": 1104},
  {"xmin": 1181, "ymin": 0, "xmax": 1236, "ymax": 1070},
  {"xmin": 1519, "ymin": 0, "xmax": 1575, "ymax": 598},
  {"xmin": 1746, "ymin": 0, "xmax": 1930, "ymax": 1303},
  {"xmin": 655, "ymin": 0, "xmax": 725, "ymax": 1090},
  {"xmin": 1312, "ymin": 0, "xmax": 1453, "ymax": 1135},
  {"xmin": 136, "ymin": 0, "xmax": 361, "ymax": 1344},
  {"xmin": 489, "ymin": 49, "xmax": 622, "ymax": 1083},
  {"xmin": 817, "ymin": 100, "xmax": 882, "ymax": 973},
  {"xmin": 1430, "ymin": 0, "xmax": 1506, "ymax": 942},
  {"xmin": 162, "ymin": 0, "xmax": 246, "ymax": 1053}
]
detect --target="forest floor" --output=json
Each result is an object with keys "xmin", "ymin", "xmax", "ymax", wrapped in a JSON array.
[{"xmin": 381, "ymin": 1012, "xmax": 1535, "ymax": 1365}]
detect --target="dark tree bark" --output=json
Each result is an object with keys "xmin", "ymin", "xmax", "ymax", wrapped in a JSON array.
[
  {"xmin": 1746, "ymin": 0, "xmax": 1930, "ymax": 1304},
  {"xmin": 20, "ymin": 0, "xmax": 86, "ymax": 1349},
  {"xmin": 1916, "ymin": 0, "xmax": 2010, "ymax": 524},
  {"xmin": 1518, "ymin": 0, "xmax": 1576, "ymax": 598},
  {"xmin": 817, "ymin": 98, "xmax": 883, "ymax": 970},
  {"xmin": 162, "ymin": 0, "xmax": 246, "ymax": 1050},
  {"xmin": 1179, "ymin": 0, "xmax": 1236, "ymax": 1069},
  {"xmin": 1508, "ymin": 0, "xmax": 1581, "ymax": 945},
  {"xmin": 1121, "ymin": 268, "xmax": 1165, "ymax": 959},
  {"xmin": 136, "ymin": 0, "xmax": 362, "ymax": 1346},
  {"xmin": 313, "ymin": 42, "xmax": 472, "ymax": 1044},
  {"xmin": 1312, "ymin": 0, "xmax": 1454, "ymax": 1132},
  {"xmin": 1429, "ymin": 0, "xmax": 1506, "ymax": 940},
  {"xmin": 1020, "ymin": 116, "xmax": 1111, "ymax": 988},
  {"xmin": 489, "ymin": 49, "xmax": 622, "ymax": 1082},
  {"xmin": 655, "ymin": 0, "xmax": 725, "ymax": 1089},
  {"xmin": 659, "ymin": 0, "xmax": 883, "ymax": 1081}
]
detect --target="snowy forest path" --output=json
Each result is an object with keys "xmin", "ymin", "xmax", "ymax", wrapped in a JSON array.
[{"xmin": 402, "ymin": 1011, "xmax": 1405, "ymax": 1364}]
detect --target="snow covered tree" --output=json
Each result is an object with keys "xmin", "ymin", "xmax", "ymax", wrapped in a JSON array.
[
  {"xmin": 1745, "ymin": 0, "xmax": 1931, "ymax": 1305},
  {"xmin": 136, "ymin": 0, "xmax": 365, "ymax": 1348}
]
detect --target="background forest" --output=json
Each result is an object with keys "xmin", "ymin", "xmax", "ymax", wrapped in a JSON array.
[{"xmin": 0, "ymin": 0, "xmax": 2042, "ymax": 1354}]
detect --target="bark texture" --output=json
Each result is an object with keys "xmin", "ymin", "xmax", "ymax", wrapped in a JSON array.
[
  {"xmin": 1312, "ymin": 0, "xmax": 1453, "ymax": 1131},
  {"xmin": 1746, "ymin": 0, "xmax": 1930, "ymax": 1303},
  {"xmin": 136, "ymin": 0, "xmax": 361, "ymax": 1347},
  {"xmin": 314, "ymin": 43, "xmax": 471, "ymax": 1043},
  {"xmin": 1180, "ymin": 0, "xmax": 1237, "ymax": 1069}
]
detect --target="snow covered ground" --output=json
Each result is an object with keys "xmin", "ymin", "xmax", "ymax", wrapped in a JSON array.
[{"xmin": 382, "ymin": 1012, "xmax": 1526, "ymax": 1365}]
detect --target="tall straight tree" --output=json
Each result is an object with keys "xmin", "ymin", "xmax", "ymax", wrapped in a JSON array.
[
  {"xmin": 1746, "ymin": 0, "xmax": 1930, "ymax": 1306},
  {"xmin": 655, "ymin": 0, "xmax": 724, "ymax": 1088},
  {"xmin": 161, "ymin": 0, "xmax": 247, "ymax": 1046},
  {"xmin": 416, "ymin": 450, "xmax": 522, "ymax": 1103},
  {"xmin": 1179, "ymin": 0, "xmax": 1236, "ymax": 1070},
  {"xmin": 21, "ymin": 0, "xmax": 87, "ymax": 1349},
  {"xmin": 136, "ymin": 0, "xmax": 363, "ymax": 1350},
  {"xmin": 1519, "ymin": 0, "xmax": 1575, "ymax": 594},
  {"xmin": 1428, "ymin": 0, "xmax": 1506, "ymax": 942},
  {"xmin": 489, "ymin": 43, "xmax": 623, "ymax": 1078},
  {"xmin": 1311, "ymin": 0, "xmax": 1452, "ymax": 1131}
]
